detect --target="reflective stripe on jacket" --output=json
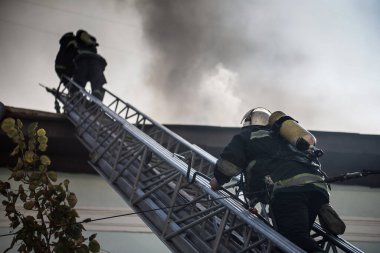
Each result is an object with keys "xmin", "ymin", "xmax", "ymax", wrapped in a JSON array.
[{"xmin": 273, "ymin": 173, "xmax": 328, "ymax": 192}]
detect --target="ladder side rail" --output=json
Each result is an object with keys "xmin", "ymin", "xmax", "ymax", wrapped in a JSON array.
[
  {"xmin": 56, "ymin": 83, "xmax": 358, "ymax": 253},
  {"xmin": 67, "ymin": 95, "xmax": 362, "ymax": 253},
  {"xmin": 58, "ymin": 90, "xmax": 305, "ymax": 253},
  {"xmin": 55, "ymin": 80, "xmax": 359, "ymax": 253}
]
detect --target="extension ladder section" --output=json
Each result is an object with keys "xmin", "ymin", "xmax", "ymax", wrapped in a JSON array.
[{"xmin": 51, "ymin": 79, "xmax": 364, "ymax": 253}]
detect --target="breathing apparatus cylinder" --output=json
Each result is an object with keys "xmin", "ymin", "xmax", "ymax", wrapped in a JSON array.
[{"xmin": 269, "ymin": 111, "xmax": 316, "ymax": 152}]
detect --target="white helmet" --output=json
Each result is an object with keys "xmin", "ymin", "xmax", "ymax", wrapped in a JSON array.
[{"xmin": 241, "ymin": 107, "xmax": 271, "ymax": 126}]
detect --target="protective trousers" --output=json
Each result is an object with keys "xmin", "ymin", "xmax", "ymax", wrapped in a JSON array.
[
  {"xmin": 73, "ymin": 53, "xmax": 107, "ymax": 101},
  {"xmin": 271, "ymin": 190, "xmax": 328, "ymax": 253}
]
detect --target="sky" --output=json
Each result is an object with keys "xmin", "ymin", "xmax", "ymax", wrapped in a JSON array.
[{"xmin": 0, "ymin": 0, "xmax": 380, "ymax": 134}]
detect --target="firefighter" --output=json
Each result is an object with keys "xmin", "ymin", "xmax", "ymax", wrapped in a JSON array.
[
  {"xmin": 72, "ymin": 30, "xmax": 107, "ymax": 101},
  {"xmin": 210, "ymin": 107, "xmax": 329, "ymax": 253}
]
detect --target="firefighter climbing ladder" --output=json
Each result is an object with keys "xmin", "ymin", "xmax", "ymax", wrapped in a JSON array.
[{"xmin": 47, "ymin": 78, "xmax": 364, "ymax": 253}]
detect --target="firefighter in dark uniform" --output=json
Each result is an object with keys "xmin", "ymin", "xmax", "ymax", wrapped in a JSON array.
[
  {"xmin": 72, "ymin": 30, "xmax": 108, "ymax": 101},
  {"xmin": 210, "ymin": 108, "xmax": 329, "ymax": 253}
]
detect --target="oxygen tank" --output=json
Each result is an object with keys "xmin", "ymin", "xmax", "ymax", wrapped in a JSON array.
[{"xmin": 269, "ymin": 111, "xmax": 316, "ymax": 151}]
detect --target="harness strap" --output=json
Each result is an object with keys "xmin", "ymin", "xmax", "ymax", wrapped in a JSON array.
[{"xmin": 271, "ymin": 115, "xmax": 297, "ymax": 133}]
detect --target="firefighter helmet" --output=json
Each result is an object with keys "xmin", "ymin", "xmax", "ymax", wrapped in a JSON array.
[{"xmin": 241, "ymin": 107, "xmax": 271, "ymax": 126}]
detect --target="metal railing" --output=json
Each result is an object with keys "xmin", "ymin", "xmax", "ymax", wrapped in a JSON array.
[{"xmin": 49, "ymin": 77, "xmax": 363, "ymax": 253}]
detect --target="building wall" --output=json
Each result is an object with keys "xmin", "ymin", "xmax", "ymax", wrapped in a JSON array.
[
  {"xmin": 328, "ymin": 184, "xmax": 380, "ymax": 253},
  {"xmin": 1, "ymin": 169, "xmax": 379, "ymax": 253}
]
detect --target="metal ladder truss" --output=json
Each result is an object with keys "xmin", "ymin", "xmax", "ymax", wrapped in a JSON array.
[{"xmin": 52, "ymin": 79, "xmax": 363, "ymax": 253}]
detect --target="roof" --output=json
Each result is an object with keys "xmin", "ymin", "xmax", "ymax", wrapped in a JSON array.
[
  {"xmin": 0, "ymin": 105, "xmax": 92, "ymax": 173},
  {"xmin": 1, "ymin": 105, "xmax": 379, "ymax": 187}
]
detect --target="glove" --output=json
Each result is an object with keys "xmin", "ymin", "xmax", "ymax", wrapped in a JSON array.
[{"xmin": 210, "ymin": 177, "xmax": 220, "ymax": 191}]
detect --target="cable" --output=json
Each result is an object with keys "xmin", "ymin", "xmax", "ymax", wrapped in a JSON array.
[
  {"xmin": 7, "ymin": 0, "xmax": 141, "ymax": 29},
  {"xmin": 0, "ymin": 17, "xmax": 151, "ymax": 59},
  {"xmin": 0, "ymin": 17, "xmax": 61, "ymax": 37}
]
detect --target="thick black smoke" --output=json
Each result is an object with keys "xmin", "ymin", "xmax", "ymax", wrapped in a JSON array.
[
  {"xmin": 135, "ymin": 0, "xmax": 255, "ymax": 90},
  {"xmin": 135, "ymin": 1, "xmax": 262, "ymax": 123},
  {"xmin": 134, "ymin": 0, "xmax": 380, "ymax": 132},
  {"xmin": 134, "ymin": 0, "xmax": 310, "ymax": 125}
]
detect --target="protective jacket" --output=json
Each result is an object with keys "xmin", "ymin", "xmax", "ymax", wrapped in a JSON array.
[
  {"xmin": 55, "ymin": 33, "xmax": 78, "ymax": 79},
  {"xmin": 214, "ymin": 125, "xmax": 329, "ymax": 203}
]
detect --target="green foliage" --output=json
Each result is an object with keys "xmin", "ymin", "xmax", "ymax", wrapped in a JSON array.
[{"xmin": 1, "ymin": 118, "xmax": 99, "ymax": 253}]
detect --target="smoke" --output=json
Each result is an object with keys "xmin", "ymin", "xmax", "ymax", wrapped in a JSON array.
[
  {"xmin": 135, "ymin": 0, "xmax": 262, "ymax": 125},
  {"xmin": 197, "ymin": 64, "xmax": 241, "ymax": 124},
  {"xmin": 134, "ymin": 0, "xmax": 319, "ymax": 126},
  {"xmin": 0, "ymin": 0, "xmax": 379, "ymax": 133},
  {"xmin": 134, "ymin": 0, "xmax": 380, "ymax": 132}
]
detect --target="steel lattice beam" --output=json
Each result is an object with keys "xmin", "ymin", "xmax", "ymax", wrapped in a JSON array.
[{"xmin": 49, "ymin": 78, "xmax": 363, "ymax": 253}]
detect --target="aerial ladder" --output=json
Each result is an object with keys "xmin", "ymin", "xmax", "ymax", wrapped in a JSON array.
[{"xmin": 44, "ymin": 78, "xmax": 364, "ymax": 253}]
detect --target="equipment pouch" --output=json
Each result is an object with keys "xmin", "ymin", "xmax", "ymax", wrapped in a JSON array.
[{"xmin": 318, "ymin": 203, "xmax": 346, "ymax": 235}]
